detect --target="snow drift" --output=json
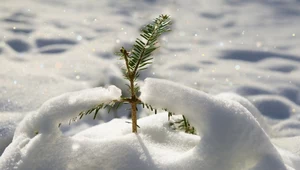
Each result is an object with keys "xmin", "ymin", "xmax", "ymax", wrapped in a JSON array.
[
  {"xmin": 0, "ymin": 78, "xmax": 299, "ymax": 170},
  {"xmin": 140, "ymin": 78, "xmax": 296, "ymax": 170},
  {"xmin": 0, "ymin": 112, "xmax": 23, "ymax": 155}
]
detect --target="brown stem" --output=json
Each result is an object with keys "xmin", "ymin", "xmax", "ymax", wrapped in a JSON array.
[
  {"xmin": 121, "ymin": 47, "xmax": 138, "ymax": 133},
  {"xmin": 129, "ymin": 74, "xmax": 138, "ymax": 133},
  {"xmin": 130, "ymin": 101, "xmax": 137, "ymax": 133}
]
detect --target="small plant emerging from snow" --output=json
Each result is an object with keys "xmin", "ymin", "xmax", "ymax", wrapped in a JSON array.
[
  {"xmin": 170, "ymin": 115, "xmax": 196, "ymax": 135},
  {"xmin": 114, "ymin": 14, "xmax": 171, "ymax": 133},
  {"xmin": 74, "ymin": 14, "xmax": 195, "ymax": 134}
]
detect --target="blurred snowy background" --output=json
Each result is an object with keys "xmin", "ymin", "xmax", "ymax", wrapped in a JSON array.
[{"xmin": 1, "ymin": 0, "xmax": 300, "ymax": 153}]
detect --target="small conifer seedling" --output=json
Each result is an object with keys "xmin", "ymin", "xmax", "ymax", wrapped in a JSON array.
[
  {"xmin": 115, "ymin": 14, "xmax": 171, "ymax": 133},
  {"xmin": 73, "ymin": 14, "xmax": 195, "ymax": 134},
  {"xmin": 74, "ymin": 14, "xmax": 171, "ymax": 133}
]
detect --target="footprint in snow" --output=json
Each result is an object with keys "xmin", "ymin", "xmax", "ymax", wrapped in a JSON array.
[
  {"xmin": 35, "ymin": 38, "xmax": 77, "ymax": 54},
  {"xmin": 6, "ymin": 39, "xmax": 31, "ymax": 53}
]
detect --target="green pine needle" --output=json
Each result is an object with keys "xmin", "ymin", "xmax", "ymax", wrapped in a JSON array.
[{"xmin": 117, "ymin": 14, "xmax": 172, "ymax": 90}]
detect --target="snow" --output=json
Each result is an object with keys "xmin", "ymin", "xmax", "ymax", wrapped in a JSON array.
[
  {"xmin": 0, "ymin": 86, "xmax": 121, "ymax": 169},
  {"xmin": 17, "ymin": 85, "xmax": 121, "ymax": 137},
  {"xmin": 0, "ymin": 78, "xmax": 299, "ymax": 169},
  {"xmin": 0, "ymin": 112, "xmax": 23, "ymax": 154},
  {"xmin": 1, "ymin": 0, "xmax": 300, "ymax": 169},
  {"xmin": 140, "ymin": 78, "xmax": 290, "ymax": 169}
]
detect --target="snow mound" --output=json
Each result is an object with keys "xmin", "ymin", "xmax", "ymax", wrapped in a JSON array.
[
  {"xmin": 140, "ymin": 78, "xmax": 298, "ymax": 169},
  {"xmin": 273, "ymin": 119, "xmax": 300, "ymax": 137},
  {"xmin": 0, "ymin": 112, "xmax": 23, "ymax": 155},
  {"xmin": 0, "ymin": 86, "xmax": 121, "ymax": 170},
  {"xmin": 216, "ymin": 92, "xmax": 271, "ymax": 136},
  {"xmin": 14, "ymin": 85, "xmax": 121, "ymax": 137},
  {"xmin": 1, "ymin": 79, "xmax": 299, "ymax": 170}
]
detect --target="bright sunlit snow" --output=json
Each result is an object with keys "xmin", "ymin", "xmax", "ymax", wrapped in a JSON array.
[{"xmin": 1, "ymin": 0, "xmax": 300, "ymax": 169}]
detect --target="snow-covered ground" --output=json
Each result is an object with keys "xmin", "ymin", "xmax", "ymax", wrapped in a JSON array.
[{"xmin": 1, "ymin": 0, "xmax": 300, "ymax": 169}]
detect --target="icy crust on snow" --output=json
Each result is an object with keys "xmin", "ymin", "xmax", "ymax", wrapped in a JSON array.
[{"xmin": 1, "ymin": 79, "xmax": 300, "ymax": 170}]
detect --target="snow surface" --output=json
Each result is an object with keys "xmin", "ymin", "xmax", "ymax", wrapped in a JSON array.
[
  {"xmin": 1, "ymin": 0, "xmax": 300, "ymax": 169},
  {"xmin": 0, "ymin": 112, "xmax": 23, "ymax": 154},
  {"xmin": 0, "ymin": 86, "xmax": 121, "ymax": 169},
  {"xmin": 0, "ymin": 79, "xmax": 300, "ymax": 170},
  {"xmin": 141, "ymin": 78, "xmax": 299, "ymax": 169},
  {"xmin": 0, "ymin": 79, "xmax": 299, "ymax": 169}
]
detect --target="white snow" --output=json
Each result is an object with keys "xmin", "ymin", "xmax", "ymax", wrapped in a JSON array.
[
  {"xmin": 1, "ymin": 0, "xmax": 300, "ymax": 169},
  {"xmin": 140, "ymin": 78, "xmax": 296, "ymax": 169},
  {"xmin": 1, "ymin": 79, "xmax": 300, "ymax": 169},
  {"xmin": 0, "ymin": 86, "xmax": 121, "ymax": 169},
  {"xmin": 0, "ymin": 112, "xmax": 23, "ymax": 155},
  {"xmin": 17, "ymin": 85, "xmax": 121, "ymax": 137}
]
